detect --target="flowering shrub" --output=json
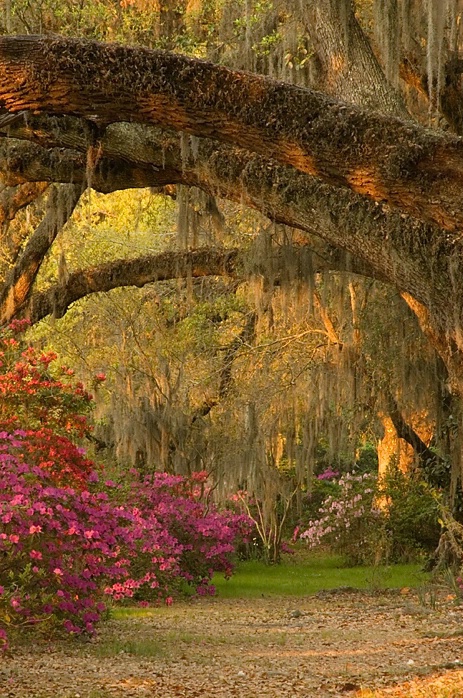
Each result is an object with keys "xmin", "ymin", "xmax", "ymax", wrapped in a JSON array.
[
  {"xmin": 317, "ymin": 467, "xmax": 340, "ymax": 481},
  {"xmin": 297, "ymin": 472, "xmax": 382, "ymax": 564},
  {"xmin": 0, "ymin": 320, "xmax": 96, "ymax": 489},
  {"xmin": 0, "ymin": 433, "xmax": 251, "ymax": 648},
  {"xmin": 297, "ymin": 466, "xmax": 442, "ymax": 565},
  {"xmin": 0, "ymin": 320, "xmax": 93, "ymax": 437},
  {"xmin": 5, "ymin": 427, "xmax": 96, "ymax": 488},
  {"xmin": 119, "ymin": 472, "xmax": 253, "ymax": 598},
  {"xmin": 0, "ymin": 437, "xmax": 134, "ymax": 640},
  {"xmin": 0, "ymin": 324, "xmax": 252, "ymax": 649}
]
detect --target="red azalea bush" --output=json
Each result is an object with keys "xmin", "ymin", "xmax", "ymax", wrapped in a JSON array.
[
  {"xmin": 0, "ymin": 320, "xmax": 94, "ymax": 436},
  {"xmin": 5, "ymin": 427, "xmax": 96, "ymax": 488},
  {"xmin": 0, "ymin": 319, "xmax": 95, "ymax": 488}
]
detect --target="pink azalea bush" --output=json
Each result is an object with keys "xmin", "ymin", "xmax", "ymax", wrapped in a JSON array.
[
  {"xmin": 120, "ymin": 471, "xmax": 252, "ymax": 599},
  {"xmin": 0, "ymin": 435, "xmax": 135, "ymax": 645},
  {"xmin": 296, "ymin": 472, "xmax": 381, "ymax": 564},
  {"xmin": 0, "ymin": 324, "xmax": 252, "ymax": 651},
  {"xmin": 0, "ymin": 434, "xmax": 251, "ymax": 650}
]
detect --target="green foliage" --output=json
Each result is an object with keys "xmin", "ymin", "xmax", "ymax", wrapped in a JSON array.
[
  {"xmin": 302, "ymin": 478, "xmax": 342, "ymax": 523},
  {"xmin": 379, "ymin": 464, "xmax": 441, "ymax": 561},
  {"xmin": 252, "ymin": 30, "xmax": 282, "ymax": 57},
  {"xmin": 5, "ymin": 0, "xmax": 224, "ymax": 54},
  {"xmin": 313, "ymin": 438, "xmax": 378, "ymax": 476},
  {"xmin": 355, "ymin": 443, "xmax": 379, "ymax": 474},
  {"xmin": 37, "ymin": 189, "xmax": 176, "ymax": 289}
]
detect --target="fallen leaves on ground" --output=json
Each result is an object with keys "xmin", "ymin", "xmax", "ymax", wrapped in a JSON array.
[{"xmin": 2, "ymin": 589, "xmax": 463, "ymax": 697}]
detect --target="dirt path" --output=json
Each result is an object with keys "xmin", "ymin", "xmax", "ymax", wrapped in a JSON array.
[{"xmin": 2, "ymin": 590, "xmax": 463, "ymax": 697}]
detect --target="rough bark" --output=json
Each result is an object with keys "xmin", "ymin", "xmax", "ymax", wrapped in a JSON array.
[
  {"xmin": 0, "ymin": 181, "xmax": 48, "ymax": 227},
  {"xmin": 0, "ymin": 122, "xmax": 448, "ymax": 310},
  {"xmin": 308, "ymin": 0, "xmax": 408, "ymax": 117},
  {"xmin": 1, "ymin": 35, "xmax": 463, "ymax": 232},
  {"xmin": 0, "ymin": 181, "xmax": 49, "ymax": 263}
]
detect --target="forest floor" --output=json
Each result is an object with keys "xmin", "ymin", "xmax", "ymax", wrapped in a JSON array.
[{"xmin": 2, "ymin": 589, "xmax": 463, "ymax": 698}]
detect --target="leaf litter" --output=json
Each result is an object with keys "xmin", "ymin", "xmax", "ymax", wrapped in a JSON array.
[{"xmin": 2, "ymin": 589, "xmax": 463, "ymax": 697}]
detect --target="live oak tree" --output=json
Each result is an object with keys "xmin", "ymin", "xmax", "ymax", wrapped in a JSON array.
[{"xmin": 1, "ymin": 1, "xmax": 463, "ymax": 490}]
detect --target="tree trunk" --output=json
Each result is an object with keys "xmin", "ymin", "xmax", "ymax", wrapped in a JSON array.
[{"xmin": 0, "ymin": 184, "xmax": 81, "ymax": 322}]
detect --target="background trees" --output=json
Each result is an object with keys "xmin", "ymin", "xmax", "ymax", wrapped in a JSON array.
[{"xmin": 0, "ymin": 0, "xmax": 462, "ymax": 515}]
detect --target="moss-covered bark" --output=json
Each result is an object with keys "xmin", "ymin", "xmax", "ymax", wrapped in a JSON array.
[{"xmin": 0, "ymin": 35, "xmax": 463, "ymax": 231}]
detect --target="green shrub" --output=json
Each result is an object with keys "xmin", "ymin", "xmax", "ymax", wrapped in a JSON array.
[{"xmin": 379, "ymin": 464, "xmax": 441, "ymax": 562}]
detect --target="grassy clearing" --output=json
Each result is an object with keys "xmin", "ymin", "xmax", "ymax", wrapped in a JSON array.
[
  {"xmin": 213, "ymin": 552, "xmax": 429, "ymax": 598},
  {"xmin": 110, "ymin": 606, "xmax": 159, "ymax": 620}
]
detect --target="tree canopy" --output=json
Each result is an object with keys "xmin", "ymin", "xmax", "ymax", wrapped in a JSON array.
[{"xmin": 0, "ymin": 0, "xmax": 463, "ymax": 492}]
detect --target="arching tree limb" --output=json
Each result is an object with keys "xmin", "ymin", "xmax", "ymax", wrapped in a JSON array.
[
  {"xmin": 23, "ymin": 242, "xmax": 380, "ymax": 325},
  {"xmin": 0, "ymin": 35, "xmax": 463, "ymax": 231},
  {"xmin": 0, "ymin": 126, "xmax": 447, "ymax": 311}
]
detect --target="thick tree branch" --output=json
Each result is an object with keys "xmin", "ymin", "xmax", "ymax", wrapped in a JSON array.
[
  {"xmin": 0, "ymin": 182, "xmax": 48, "ymax": 226},
  {"xmin": 0, "ymin": 35, "xmax": 463, "ymax": 231},
  {"xmin": 218, "ymin": 311, "xmax": 256, "ymax": 399},
  {"xmin": 24, "ymin": 243, "xmax": 378, "ymax": 325},
  {"xmin": 2, "ymin": 119, "xmax": 461, "ymax": 380},
  {"xmin": 385, "ymin": 391, "xmax": 447, "ymax": 481},
  {"xmin": 0, "ymin": 180, "xmax": 49, "ymax": 264},
  {"xmin": 0, "ymin": 123, "xmax": 449, "ymax": 312},
  {"xmin": 26, "ymin": 247, "xmax": 238, "ymax": 323}
]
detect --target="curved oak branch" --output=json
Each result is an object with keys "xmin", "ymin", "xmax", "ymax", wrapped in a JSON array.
[
  {"xmin": 23, "ymin": 243, "xmax": 378, "ymax": 324},
  {"xmin": 0, "ymin": 35, "xmax": 462, "ymax": 231}
]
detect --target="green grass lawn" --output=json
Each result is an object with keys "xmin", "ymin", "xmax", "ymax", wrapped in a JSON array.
[{"xmin": 213, "ymin": 552, "xmax": 429, "ymax": 598}]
